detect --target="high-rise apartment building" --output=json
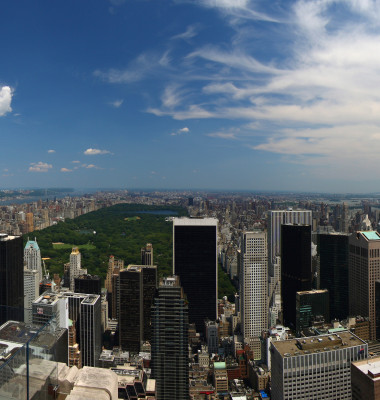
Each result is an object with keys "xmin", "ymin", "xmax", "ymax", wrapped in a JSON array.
[
  {"xmin": 118, "ymin": 265, "xmax": 157, "ymax": 352},
  {"xmin": 349, "ymin": 230, "xmax": 380, "ymax": 340},
  {"xmin": 151, "ymin": 276, "xmax": 189, "ymax": 400},
  {"xmin": 26, "ymin": 212, "xmax": 34, "ymax": 233},
  {"xmin": 317, "ymin": 233, "xmax": 349, "ymax": 320},
  {"xmin": 240, "ymin": 231, "xmax": 268, "ymax": 339},
  {"xmin": 0, "ymin": 234, "xmax": 24, "ymax": 325},
  {"xmin": 141, "ymin": 243, "xmax": 154, "ymax": 265},
  {"xmin": 24, "ymin": 238, "xmax": 42, "ymax": 282},
  {"xmin": 271, "ymin": 331, "xmax": 367, "ymax": 400},
  {"xmin": 281, "ymin": 224, "xmax": 312, "ymax": 328},
  {"xmin": 173, "ymin": 217, "xmax": 217, "ymax": 332}
]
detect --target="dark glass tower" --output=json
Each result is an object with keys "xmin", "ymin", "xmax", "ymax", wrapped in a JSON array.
[
  {"xmin": 74, "ymin": 274, "xmax": 102, "ymax": 295},
  {"xmin": 317, "ymin": 233, "xmax": 349, "ymax": 320},
  {"xmin": 151, "ymin": 276, "xmax": 189, "ymax": 400},
  {"xmin": 173, "ymin": 218, "xmax": 217, "ymax": 333},
  {"xmin": 281, "ymin": 224, "xmax": 312, "ymax": 328},
  {"xmin": 118, "ymin": 265, "xmax": 157, "ymax": 352},
  {"xmin": 0, "ymin": 234, "xmax": 23, "ymax": 325}
]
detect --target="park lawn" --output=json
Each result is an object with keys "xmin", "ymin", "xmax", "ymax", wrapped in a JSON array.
[{"xmin": 52, "ymin": 242, "xmax": 96, "ymax": 250}]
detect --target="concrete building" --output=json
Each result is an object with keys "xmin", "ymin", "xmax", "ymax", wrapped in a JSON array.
[
  {"xmin": 271, "ymin": 331, "xmax": 367, "ymax": 400},
  {"xmin": 213, "ymin": 362, "xmax": 228, "ymax": 394},
  {"xmin": 240, "ymin": 231, "xmax": 268, "ymax": 339},
  {"xmin": 32, "ymin": 292, "xmax": 69, "ymax": 329},
  {"xmin": 173, "ymin": 217, "xmax": 218, "ymax": 333},
  {"xmin": 349, "ymin": 231, "xmax": 380, "ymax": 340},
  {"xmin": 352, "ymin": 355, "xmax": 380, "ymax": 399},
  {"xmin": 69, "ymin": 247, "xmax": 87, "ymax": 291}
]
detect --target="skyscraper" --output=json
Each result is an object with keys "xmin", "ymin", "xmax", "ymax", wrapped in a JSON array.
[
  {"xmin": 349, "ymin": 230, "xmax": 380, "ymax": 340},
  {"xmin": 24, "ymin": 238, "xmax": 42, "ymax": 282},
  {"xmin": 69, "ymin": 247, "xmax": 87, "ymax": 291},
  {"xmin": 317, "ymin": 232, "xmax": 349, "ymax": 320},
  {"xmin": 0, "ymin": 234, "xmax": 24, "ymax": 325},
  {"xmin": 74, "ymin": 274, "xmax": 102, "ymax": 295},
  {"xmin": 141, "ymin": 243, "xmax": 154, "ymax": 265},
  {"xmin": 173, "ymin": 217, "xmax": 217, "ymax": 332},
  {"xmin": 281, "ymin": 224, "xmax": 312, "ymax": 328},
  {"xmin": 24, "ymin": 267, "xmax": 39, "ymax": 324},
  {"xmin": 151, "ymin": 276, "xmax": 189, "ymax": 400},
  {"xmin": 118, "ymin": 265, "xmax": 157, "ymax": 352},
  {"xmin": 240, "ymin": 231, "xmax": 268, "ymax": 339}
]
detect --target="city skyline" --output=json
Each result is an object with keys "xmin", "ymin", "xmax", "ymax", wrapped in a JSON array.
[{"xmin": 1, "ymin": 1, "xmax": 380, "ymax": 192}]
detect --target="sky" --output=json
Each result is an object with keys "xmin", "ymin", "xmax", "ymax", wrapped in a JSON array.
[{"xmin": 2, "ymin": 0, "xmax": 380, "ymax": 192}]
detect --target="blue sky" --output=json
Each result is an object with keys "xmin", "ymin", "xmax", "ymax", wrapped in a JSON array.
[{"xmin": 1, "ymin": 0, "xmax": 380, "ymax": 192}]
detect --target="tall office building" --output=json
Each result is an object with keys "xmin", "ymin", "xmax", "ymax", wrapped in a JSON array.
[
  {"xmin": 151, "ymin": 276, "xmax": 189, "ymax": 400},
  {"xmin": 0, "ymin": 234, "xmax": 24, "ymax": 325},
  {"xmin": 281, "ymin": 224, "xmax": 312, "ymax": 328},
  {"xmin": 173, "ymin": 217, "xmax": 217, "ymax": 332},
  {"xmin": 24, "ymin": 267, "xmax": 39, "ymax": 324},
  {"xmin": 74, "ymin": 274, "xmax": 101, "ymax": 295},
  {"xmin": 295, "ymin": 289, "xmax": 329, "ymax": 335},
  {"xmin": 271, "ymin": 331, "xmax": 367, "ymax": 400},
  {"xmin": 349, "ymin": 230, "xmax": 380, "ymax": 340},
  {"xmin": 26, "ymin": 212, "xmax": 34, "ymax": 233},
  {"xmin": 267, "ymin": 210, "xmax": 312, "ymax": 316},
  {"xmin": 80, "ymin": 294, "xmax": 102, "ymax": 367},
  {"xmin": 118, "ymin": 265, "xmax": 157, "ymax": 352},
  {"xmin": 24, "ymin": 238, "xmax": 42, "ymax": 282},
  {"xmin": 317, "ymin": 233, "xmax": 349, "ymax": 320},
  {"xmin": 240, "ymin": 231, "xmax": 268, "ymax": 339},
  {"xmin": 141, "ymin": 243, "xmax": 154, "ymax": 265}
]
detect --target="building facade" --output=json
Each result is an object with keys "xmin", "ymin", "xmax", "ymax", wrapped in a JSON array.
[
  {"xmin": 24, "ymin": 238, "xmax": 42, "ymax": 282},
  {"xmin": 151, "ymin": 276, "xmax": 189, "ymax": 400},
  {"xmin": 271, "ymin": 331, "xmax": 367, "ymax": 400},
  {"xmin": 141, "ymin": 243, "xmax": 154, "ymax": 265},
  {"xmin": 240, "ymin": 231, "xmax": 268, "ymax": 339},
  {"xmin": 349, "ymin": 231, "xmax": 380, "ymax": 340},
  {"xmin": 173, "ymin": 217, "xmax": 217, "ymax": 333}
]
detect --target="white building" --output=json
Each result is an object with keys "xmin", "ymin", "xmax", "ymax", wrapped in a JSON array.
[
  {"xmin": 271, "ymin": 331, "xmax": 367, "ymax": 400},
  {"xmin": 24, "ymin": 238, "xmax": 42, "ymax": 282},
  {"xmin": 240, "ymin": 231, "xmax": 268, "ymax": 339},
  {"xmin": 69, "ymin": 247, "xmax": 87, "ymax": 291},
  {"xmin": 24, "ymin": 268, "xmax": 39, "ymax": 324}
]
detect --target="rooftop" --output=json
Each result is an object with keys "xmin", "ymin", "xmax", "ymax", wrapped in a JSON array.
[
  {"xmin": 173, "ymin": 217, "xmax": 217, "ymax": 226},
  {"xmin": 353, "ymin": 356, "xmax": 380, "ymax": 380},
  {"xmin": 361, "ymin": 231, "xmax": 380, "ymax": 241},
  {"xmin": 272, "ymin": 331, "xmax": 365, "ymax": 357}
]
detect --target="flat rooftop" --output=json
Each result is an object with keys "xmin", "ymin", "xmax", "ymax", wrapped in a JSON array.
[
  {"xmin": 361, "ymin": 231, "xmax": 380, "ymax": 241},
  {"xmin": 173, "ymin": 217, "xmax": 217, "ymax": 226},
  {"xmin": 353, "ymin": 356, "xmax": 380, "ymax": 380},
  {"xmin": 272, "ymin": 331, "xmax": 366, "ymax": 357}
]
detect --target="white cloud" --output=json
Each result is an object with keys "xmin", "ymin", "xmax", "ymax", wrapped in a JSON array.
[
  {"xmin": 84, "ymin": 148, "xmax": 112, "ymax": 155},
  {"xmin": 72, "ymin": 160, "xmax": 80, "ymax": 163},
  {"xmin": 0, "ymin": 86, "xmax": 13, "ymax": 117},
  {"xmin": 29, "ymin": 162, "xmax": 52, "ymax": 173},
  {"xmin": 47, "ymin": 149, "xmax": 55, "ymax": 153},
  {"xmin": 110, "ymin": 99, "xmax": 123, "ymax": 108},
  {"xmin": 60, "ymin": 168, "xmax": 72, "ymax": 172},
  {"xmin": 170, "ymin": 126, "xmax": 190, "ymax": 136},
  {"xmin": 85, "ymin": 164, "xmax": 103, "ymax": 169}
]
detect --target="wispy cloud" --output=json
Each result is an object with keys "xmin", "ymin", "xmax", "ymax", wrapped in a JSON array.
[
  {"xmin": 29, "ymin": 162, "xmax": 52, "ymax": 173},
  {"xmin": 60, "ymin": 167, "xmax": 72, "ymax": 172},
  {"xmin": 94, "ymin": 50, "xmax": 171, "ymax": 83},
  {"xmin": 47, "ymin": 149, "xmax": 55, "ymax": 154},
  {"xmin": 172, "ymin": 24, "xmax": 199, "ymax": 40},
  {"xmin": 72, "ymin": 160, "xmax": 80, "ymax": 163},
  {"xmin": 207, "ymin": 132, "xmax": 237, "ymax": 140},
  {"xmin": 84, "ymin": 148, "xmax": 112, "ymax": 155},
  {"xmin": 170, "ymin": 126, "xmax": 190, "ymax": 136},
  {"xmin": 110, "ymin": 99, "xmax": 123, "ymax": 108},
  {"xmin": 0, "ymin": 86, "xmax": 13, "ymax": 117}
]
